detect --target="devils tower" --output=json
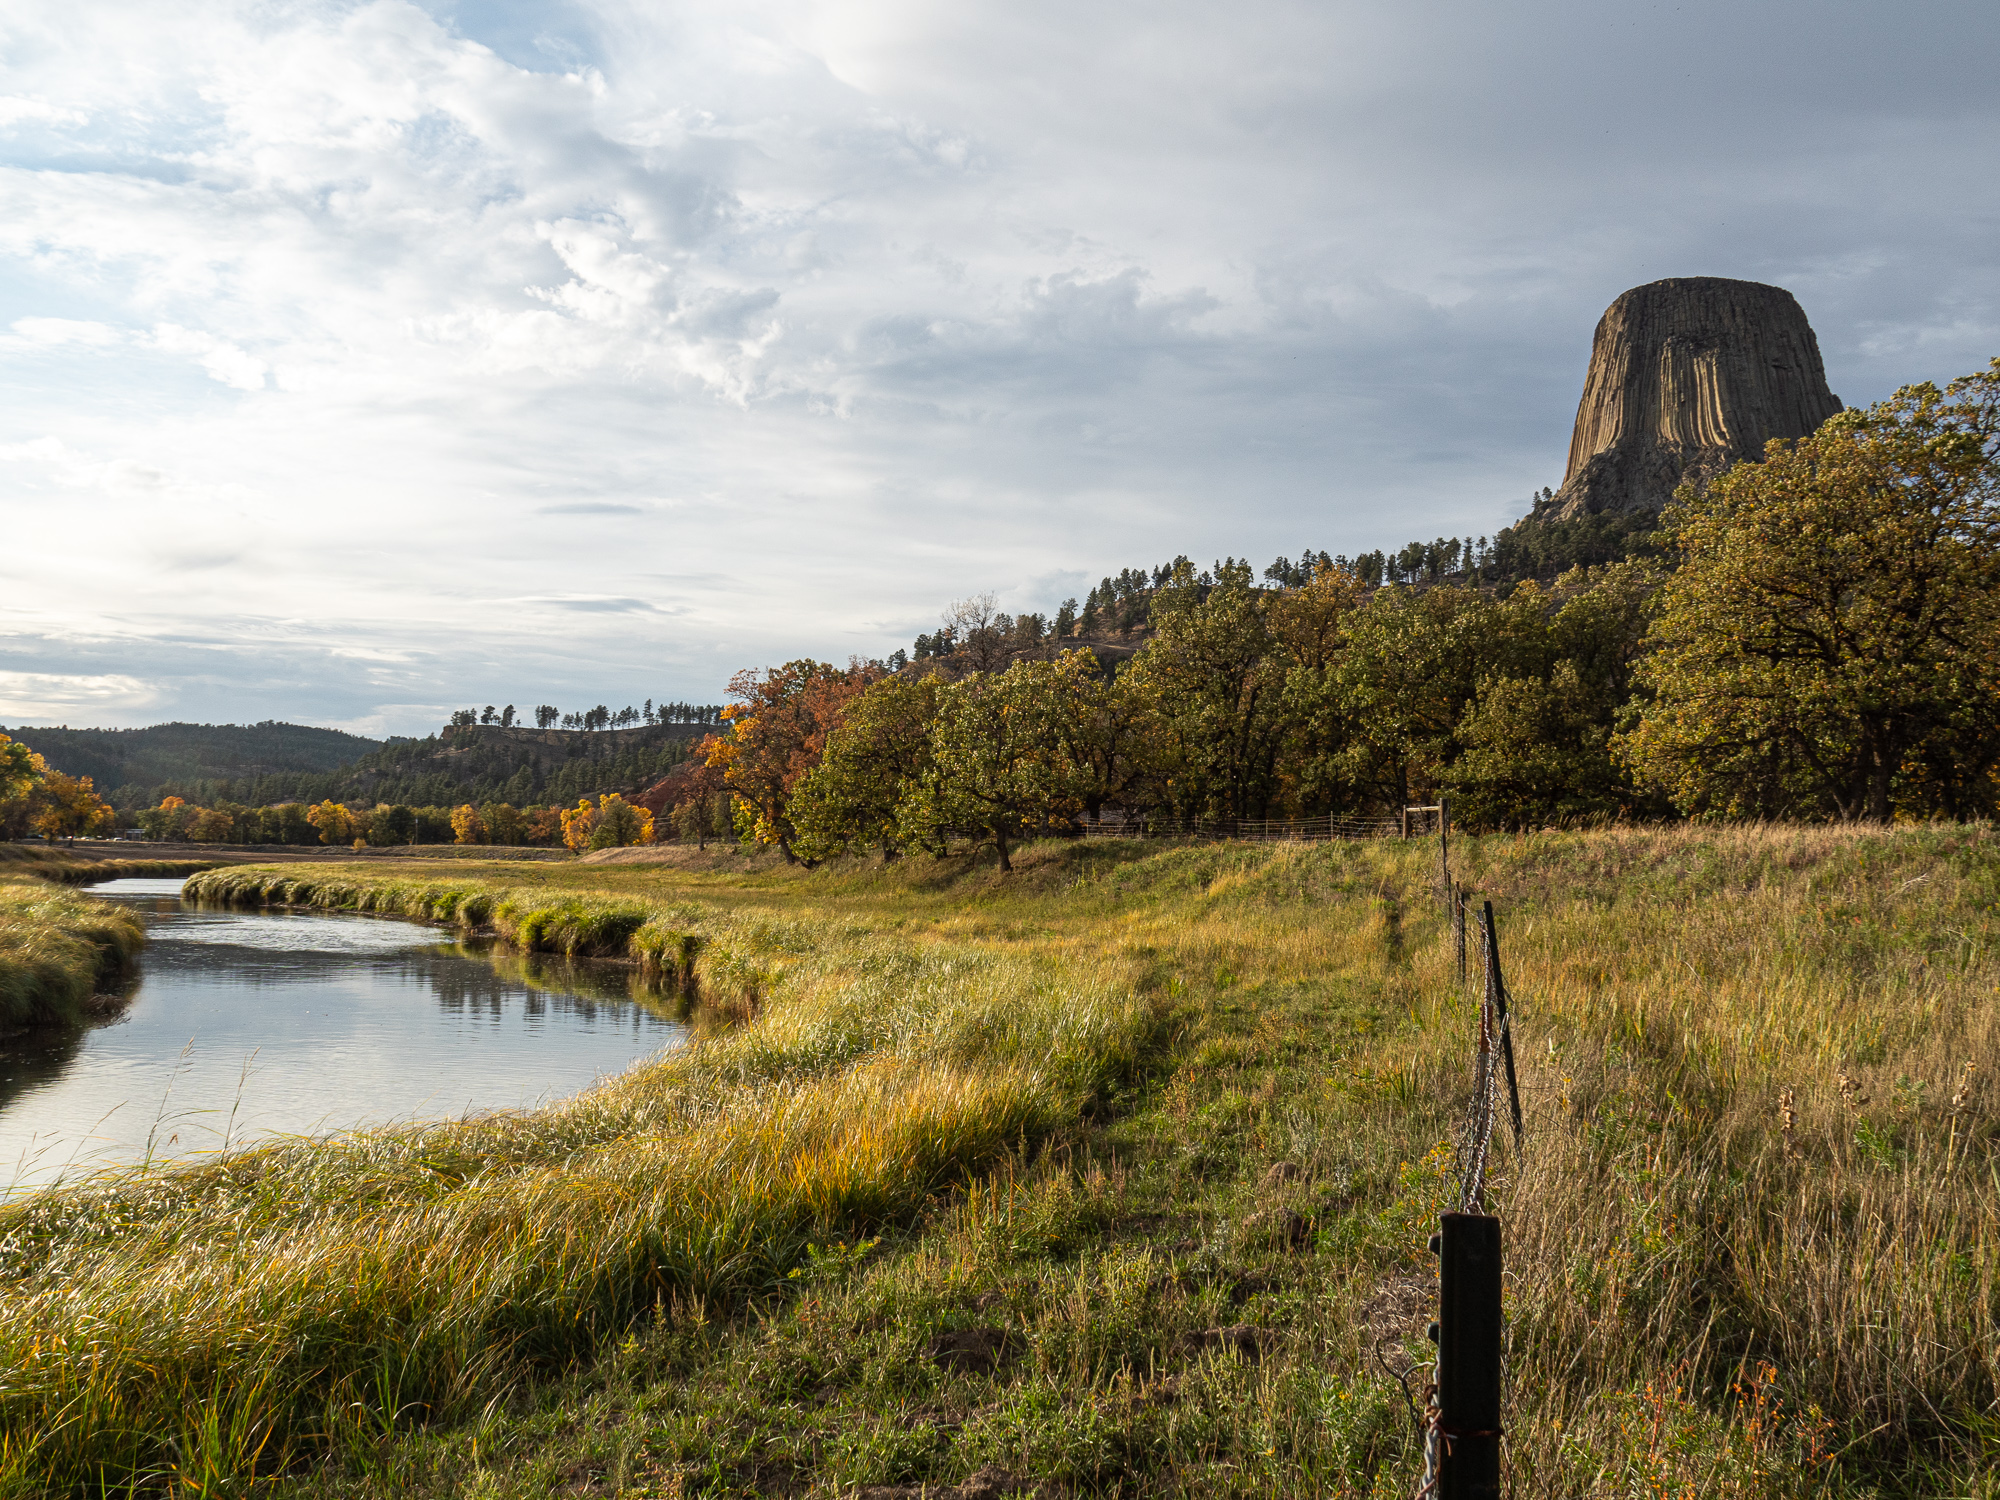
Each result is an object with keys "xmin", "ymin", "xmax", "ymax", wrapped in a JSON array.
[{"xmin": 1542, "ymin": 277, "xmax": 1842, "ymax": 521}]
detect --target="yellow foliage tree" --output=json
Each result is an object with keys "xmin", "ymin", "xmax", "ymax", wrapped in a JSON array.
[
  {"xmin": 0, "ymin": 732, "xmax": 45, "ymax": 802},
  {"xmin": 559, "ymin": 799, "xmax": 596, "ymax": 852},
  {"xmin": 306, "ymin": 800, "xmax": 355, "ymax": 846},
  {"xmin": 585, "ymin": 793, "xmax": 653, "ymax": 850},
  {"xmin": 31, "ymin": 770, "xmax": 117, "ymax": 842},
  {"xmin": 450, "ymin": 804, "xmax": 485, "ymax": 845}
]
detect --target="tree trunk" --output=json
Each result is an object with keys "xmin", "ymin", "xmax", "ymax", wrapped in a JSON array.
[{"xmin": 993, "ymin": 827, "xmax": 1012, "ymax": 872}]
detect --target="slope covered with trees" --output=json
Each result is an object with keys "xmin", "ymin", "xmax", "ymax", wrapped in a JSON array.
[
  {"xmin": 0, "ymin": 721, "xmax": 383, "ymax": 807},
  {"xmin": 664, "ymin": 360, "xmax": 1999, "ymax": 860}
]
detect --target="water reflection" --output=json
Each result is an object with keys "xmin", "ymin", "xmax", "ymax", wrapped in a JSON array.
[{"xmin": 0, "ymin": 878, "xmax": 688, "ymax": 1195}]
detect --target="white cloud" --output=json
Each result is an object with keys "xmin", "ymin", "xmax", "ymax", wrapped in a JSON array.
[
  {"xmin": 7, "ymin": 317, "xmax": 118, "ymax": 346},
  {"xmin": 0, "ymin": 672, "xmax": 159, "ymax": 719},
  {"xmin": 147, "ymin": 324, "xmax": 266, "ymax": 390},
  {"xmin": 0, "ymin": 96, "xmax": 86, "ymax": 130},
  {"xmin": 0, "ymin": 0, "xmax": 1994, "ymax": 731}
]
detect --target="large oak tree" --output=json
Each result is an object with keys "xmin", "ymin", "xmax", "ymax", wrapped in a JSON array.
[{"xmin": 1618, "ymin": 360, "xmax": 2000, "ymax": 821}]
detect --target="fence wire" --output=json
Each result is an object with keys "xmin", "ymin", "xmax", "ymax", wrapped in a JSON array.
[
  {"xmin": 1417, "ymin": 896, "xmax": 1523, "ymax": 1499},
  {"xmin": 1073, "ymin": 812, "xmax": 1400, "ymax": 841}
]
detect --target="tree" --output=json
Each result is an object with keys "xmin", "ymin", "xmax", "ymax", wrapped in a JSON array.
[
  {"xmin": 369, "ymin": 804, "xmax": 415, "ymax": 846},
  {"xmin": 306, "ymin": 800, "xmax": 356, "ymax": 845},
  {"xmin": 501, "ymin": 705, "xmax": 516, "ymax": 728},
  {"xmin": 481, "ymin": 802, "xmax": 525, "ymax": 845},
  {"xmin": 1284, "ymin": 582, "xmax": 1495, "ymax": 814},
  {"xmin": 1124, "ymin": 560, "xmax": 1287, "ymax": 822},
  {"xmin": 450, "ymin": 804, "xmax": 485, "ymax": 844},
  {"xmin": 1618, "ymin": 361, "xmax": 2000, "ymax": 821},
  {"xmin": 586, "ymin": 793, "xmax": 653, "ymax": 849},
  {"xmin": 709, "ymin": 659, "xmax": 883, "ymax": 862},
  {"xmin": 560, "ymin": 799, "xmax": 596, "ymax": 851},
  {"xmin": 898, "ymin": 651, "xmax": 1098, "ymax": 870},
  {"xmin": 1069, "ymin": 661, "xmax": 1164, "ymax": 825},
  {"xmin": 0, "ymin": 732, "xmax": 42, "ymax": 802},
  {"xmin": 187, "ymin": 807, "xmax": 236, "ymax": 843},
  {"xmin": 1442, "ymin": 564, "xmax": 1660, "ymax": 828},
  {"xmin": 31, "ymin": 770, "xmax": 116, "ymax": 841},
  {"xmin": 674, "ymin": 793, "xmax": 730, "ymax": 850},
  {"xmin": 789, "ymin": 674, "xmax": 943, "ymax": 861}
]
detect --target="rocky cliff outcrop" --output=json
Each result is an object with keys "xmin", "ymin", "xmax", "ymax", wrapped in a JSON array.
[{"xmin": 1540, "ymin": 277, "xmax": 1842, "ymax": 522}]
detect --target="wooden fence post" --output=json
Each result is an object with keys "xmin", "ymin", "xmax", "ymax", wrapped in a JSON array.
[{"xmin": 1437, "ymin": 1211, "xmax": 1504, "ymax": 1500}]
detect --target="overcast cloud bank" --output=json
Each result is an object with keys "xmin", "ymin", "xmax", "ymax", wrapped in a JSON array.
[{"xmin": 2, "ymin": 0, "xmax": 1996, "ymax": 734}]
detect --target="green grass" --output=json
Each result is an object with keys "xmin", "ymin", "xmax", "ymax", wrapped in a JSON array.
[{"xmin": 5, "ymin": 827, "xmax": 1998, "ymax": 1496}]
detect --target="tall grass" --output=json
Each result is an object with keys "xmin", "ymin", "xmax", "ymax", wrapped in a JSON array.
[
  {"xmin": 0, "ymin": 877, "xmax": 146, "ymax": 1029},
  {"xmin": 9, "ymin": 827, "xmax": 1998, "ymax": 1492},
  {"xmin": 0, "ymin": 872, "xmax": 1166, "ymax": 1491},
  {"xmin": 0, "ymin": 845, "xmax": 214, "ymax": 884}
]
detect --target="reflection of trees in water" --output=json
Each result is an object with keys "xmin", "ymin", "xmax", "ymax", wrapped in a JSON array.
[
  {"xmin": 0, "ymin": 1028, "xmax": 87, "ymax": 1115},
  {"xmin": 0, "ymin": 967, "xmax": 145, "ymax": 1112},
  {"xmin": 421, "ymin": 947, "xmax": 681, "ymax": 1029}
]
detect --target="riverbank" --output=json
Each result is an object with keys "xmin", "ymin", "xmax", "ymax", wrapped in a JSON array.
[
  {"xmin": 0, "ymin": 849, "xmax": 219, "ymax": 1029},
  {"xmin": 6, "ymin": 827, "xmax": 1997, "ymax": 1495}
]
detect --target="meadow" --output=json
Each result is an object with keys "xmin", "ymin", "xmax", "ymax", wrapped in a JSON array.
[{"xmin": 0, "ymin": 826, "xmax": 1994, "ymax": 1496}]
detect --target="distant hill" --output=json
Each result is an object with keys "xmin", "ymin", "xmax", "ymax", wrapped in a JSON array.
[
  {"xmin": 1, "ymin": 721, "xmax": 384, "ymax": 808},
  {"xmin": 2, "ymin": 719, "xmax": 717, "ymax": 812},
  {"xmin": 325, "ymin": 723, "xmax": 710, "ymax": 810}
]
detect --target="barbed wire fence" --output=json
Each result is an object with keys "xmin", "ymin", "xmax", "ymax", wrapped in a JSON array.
[{"xmin": 1409, "ymin": 800, "xmax": 1522, "ymax": 1500}]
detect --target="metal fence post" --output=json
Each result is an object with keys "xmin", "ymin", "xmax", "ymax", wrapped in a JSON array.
[
  {"xmin": 1437, "ymin": 1212, "xmax": 1503, "ymax": 1500},
  {"xmin": 1455, "ymin": 893, "xmax": 1468, "ymax": 985},
  {"xmin": 1438, "ymin": 795, "xmax": 1452, "ymax": 916},
  {"xmin": 1479, "ymin": 901, "xmax": 1523, "ymax": 1146}
]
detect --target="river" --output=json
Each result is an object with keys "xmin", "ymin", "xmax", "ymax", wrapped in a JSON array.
[{"xmin": 0, "ymin": 877, "xmax": 688, "ymax": 1196}]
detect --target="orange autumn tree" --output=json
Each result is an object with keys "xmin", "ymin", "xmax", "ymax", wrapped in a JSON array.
[
  {"xmin": 706, "ymin": 658, "xmax": 884, "ymax": 862},
  {"xmin": 559, "ymin": 799, "xmax": 597, "ymax": 852},
  {"xmin": 450, "ymin": 804, "xmax": 484, "ymax": 845}
]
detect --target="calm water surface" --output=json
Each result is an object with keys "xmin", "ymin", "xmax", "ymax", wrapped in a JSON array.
[{"xmin": 0, "ymin": 878, "xmax": 687, "ymax": 1194}]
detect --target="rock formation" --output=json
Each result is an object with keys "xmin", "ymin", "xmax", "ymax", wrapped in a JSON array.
[{"xmin": 1540, "ymin": 277, "xmax": 1842, "ymax": 522}]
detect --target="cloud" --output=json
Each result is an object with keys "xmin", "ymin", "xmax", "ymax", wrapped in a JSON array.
[
  {"xmin": 0, "ymin": 671, "xmax": 160, "ymax": 719},
  {"xmin": 522, "ymin": 596, "xmax": 678, "ymax": 614},
  {"xmin": 146, "ymin": 325, "xmax": 266, "ymax": 391},
  {"xmin": 7, "ymin": 317, "xmax": 119, "ymax": 346},
  {"xmin": 0, "ymin": 0, "xmax": 1994, "ymax": 733},
  {"xmin": 0, "ymin": 96, "xmax": 87, "ymax": 130}
]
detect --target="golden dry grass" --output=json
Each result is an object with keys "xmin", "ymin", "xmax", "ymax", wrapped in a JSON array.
[{"xmin": 2, "ymin": 825, "xmax": 1994, "ymax": 1494}]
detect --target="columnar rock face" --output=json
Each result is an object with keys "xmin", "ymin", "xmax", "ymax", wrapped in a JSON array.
[{"xmin": 1543, "ymin": 277, "xmax": 1842, "ymax": 521}]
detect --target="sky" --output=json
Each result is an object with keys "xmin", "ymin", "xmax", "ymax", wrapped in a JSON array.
[{"xmin": 1, "ymin": 0, "xmax": 1996, "ymax": 738}]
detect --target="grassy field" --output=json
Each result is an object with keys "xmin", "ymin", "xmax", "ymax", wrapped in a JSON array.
[
  {"xmin": 2, "ymin": 827, "xmax": 1995, "ymax": 1496},
  {"xmin": 0, "ymin": 847, "xmax": 216, "ymax": 1029}
]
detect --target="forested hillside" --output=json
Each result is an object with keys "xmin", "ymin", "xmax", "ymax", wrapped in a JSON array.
[
  {"xmin": 331, "ymin": 724, "xmax": 702, "ymax": 809},
  {"xmin": 0, "ymin": 721, "xmax": 382, "ymax": 807}
]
